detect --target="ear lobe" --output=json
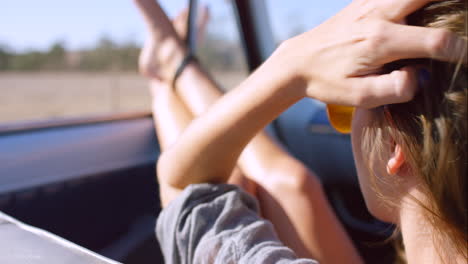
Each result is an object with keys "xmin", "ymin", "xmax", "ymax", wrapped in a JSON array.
[{"xmin": 386, "ymin": 144, "xmax": 405, "ymax": 175}]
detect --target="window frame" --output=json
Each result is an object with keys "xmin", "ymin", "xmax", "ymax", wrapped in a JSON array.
[{"xmin": 0, "ymin": 0, "xmax": 259, "ymax": 195}]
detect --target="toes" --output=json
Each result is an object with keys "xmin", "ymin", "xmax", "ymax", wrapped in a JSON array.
[
  {"xmin": 173, "ymin": 8, "xmax": 189, "ymax": 39},
  {"xmin": 197, "ymin": 6, "xmax": 210, "ymax": 43},
  {"xmin": 171, "ymin": 5, "xmax": 211, "ymax": 43}
]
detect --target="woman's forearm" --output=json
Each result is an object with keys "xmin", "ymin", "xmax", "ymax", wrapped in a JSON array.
[{"xmin": 158, "ymin": 49, "xmax": 305, "ymax": 189}]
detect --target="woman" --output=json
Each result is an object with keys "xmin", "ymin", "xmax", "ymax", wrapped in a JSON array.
[
  {"xmin": 135, "ymin": 0, "xmax": 467, "ymax": 263},
  {"xmin": 133, "ymin": 0, "xmax": 363, "ymax": 263}
]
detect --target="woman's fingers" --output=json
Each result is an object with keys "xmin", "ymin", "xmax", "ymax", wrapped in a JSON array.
[
  {"xmin": 351, "ymin": 66, "xmax": 418, "ymax": 108},
  {"xmin": 381, "ymin": 23, "xmax": 468, "ymax": 64}
]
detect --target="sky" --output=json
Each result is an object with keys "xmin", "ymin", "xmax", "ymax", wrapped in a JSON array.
[{"xmin": 0, "ymin": 0, "xmax": 349, "ymax": 52}]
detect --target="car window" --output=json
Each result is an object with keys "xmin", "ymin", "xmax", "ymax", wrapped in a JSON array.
[
  {"xmin": 161, "ymin": 0, "xmax": 248, "ymax": 91},
  {"xmin": 266, "ymin": 0, "xmax": 350, "ymax": 44},
  {"xmin": 0, "ymin": 0, "xmax": 247, "ymax": 125},
  {"xmin": 264, "ymin": 0, "xmax": 350, "ymax": 110}
]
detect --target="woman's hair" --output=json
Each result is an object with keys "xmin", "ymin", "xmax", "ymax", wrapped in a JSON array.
[{"xmin": 362, "ymin": 0, "xmax": 467, "ymax": 261}]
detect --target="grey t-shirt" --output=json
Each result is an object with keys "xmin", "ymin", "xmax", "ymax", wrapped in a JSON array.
[{"xmin": 156, "ymin": 183, "xmax": 318, "ymax": 264}]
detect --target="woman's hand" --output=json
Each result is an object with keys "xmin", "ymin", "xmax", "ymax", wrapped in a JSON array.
[{"xmin": 277, "ymin": 0, "xmax": 467, "ymax": 108}]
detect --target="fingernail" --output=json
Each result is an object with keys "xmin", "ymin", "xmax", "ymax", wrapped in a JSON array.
[{"xmin": 418, "ymin": 69, "xmax": 431, "ymax": 89}]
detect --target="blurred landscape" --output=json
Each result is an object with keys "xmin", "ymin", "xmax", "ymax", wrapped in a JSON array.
[{"xmin": 0, "ymin": 34, "xmax": 246, "ymax": 124}]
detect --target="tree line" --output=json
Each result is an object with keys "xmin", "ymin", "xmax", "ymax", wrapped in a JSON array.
[
  {"xmin": 0, "ymin": 34, "xmax": 245, "ymax": 72},
  {"xmin": 0, "ymin": 37, "xmax": 139, "ymax": 72}
]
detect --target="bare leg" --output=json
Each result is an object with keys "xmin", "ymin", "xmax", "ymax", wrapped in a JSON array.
[
  {"xmin": 148, "ymin": 79, "xmax": 253, "ymax": 202},
  {"xmin": 134, "ymin": 0, "xmax": 255, "ymax": 196},
  {"xmin": 134, "ymin": 0, "xmax": 362, "ymax": 262},
  {"xmin": 149, "ymin": 81, "xmax": 190, "ymax": 150}
]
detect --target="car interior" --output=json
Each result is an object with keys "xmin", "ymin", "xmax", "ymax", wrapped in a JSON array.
[{"xmin": 0, "ymin": 0, "xmax": 397, "ymax": 263}]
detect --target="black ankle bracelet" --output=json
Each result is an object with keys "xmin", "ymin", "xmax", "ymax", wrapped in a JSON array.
[
  {"xmin": 171, "ymin": 52, "xmax": 198, "ymax": 89},
  {"xmin": 172, "ymin": 0, "xmax": 199, "ymax": 89}
]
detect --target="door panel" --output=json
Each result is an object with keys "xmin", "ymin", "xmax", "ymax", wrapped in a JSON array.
[{"xmin": 0, "ymin": 117, "xmax": 163, "ymax": 263}]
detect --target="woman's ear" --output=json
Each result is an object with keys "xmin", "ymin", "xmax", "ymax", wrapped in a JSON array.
[{"xmin": 386, "ymin": 144, "xmax": 405, "ymax": 175}]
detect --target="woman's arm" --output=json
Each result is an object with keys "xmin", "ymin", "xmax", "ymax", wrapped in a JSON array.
[
  {"xmin": 158, "ymin": 0, "xmax": 466, "ymax": 193},
  {"xmin": 158, "ymin": 57, "xmax": 302, "ymax": 189}
]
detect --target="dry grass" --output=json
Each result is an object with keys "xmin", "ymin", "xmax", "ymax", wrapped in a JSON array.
[{"xmin": 0, "ymin": 71, "xmax": 245, "ymax": 124}]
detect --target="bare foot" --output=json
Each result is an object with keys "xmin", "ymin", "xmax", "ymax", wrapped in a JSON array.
[
  {"xmin": 134, "ymin": 0, "xmax": 209, "ymax": 81},
  {"xmin": 172, "ymin": 7, "xmax": 210, "ymax": 45},
  {"xmin": 134, "ymin": 0, "xmax": 185, "ymax": 81}
]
